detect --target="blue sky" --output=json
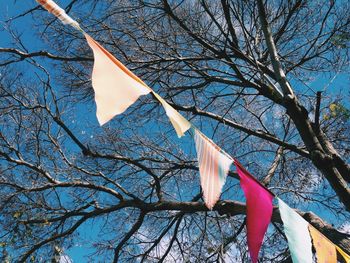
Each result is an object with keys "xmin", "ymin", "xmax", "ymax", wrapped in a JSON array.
[
  {"xmin": 1, "ymin": 0, "xmax": 349, "ymax": 262},
  {"xmin": 0, "ymin": 1, "xmax": 100, "ymax": 261}
]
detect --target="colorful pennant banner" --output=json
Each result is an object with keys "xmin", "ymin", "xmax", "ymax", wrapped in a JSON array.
[{"xmin": 34, "ymin": 1, "xmax": 350, "ymax": 262}]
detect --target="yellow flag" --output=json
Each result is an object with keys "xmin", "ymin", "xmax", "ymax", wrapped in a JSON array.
[
  {"xmin": 337, "ymin": 246, "xmax": 350, "ymax": 263},
  {"xmin": 309, "ymin": 225, "xmax": 337, "ymax": 263},
  {"xmin": 152, "ymin": 92, "xmax": 191, "ymax": 137}
]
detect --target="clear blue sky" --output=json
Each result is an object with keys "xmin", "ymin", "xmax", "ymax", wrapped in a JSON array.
[
  {"xmin": 1, "ymin": 1, "xmax": 349, "ymax": 262},
  {"xmin": 0, "ymin": 1, "xmax": 100, "ymax": 261}
]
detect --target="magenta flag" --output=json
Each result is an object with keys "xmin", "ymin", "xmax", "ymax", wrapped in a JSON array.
[{"xmin": 234, "ymin": 160, "xmax": 274, "ymax": 263}]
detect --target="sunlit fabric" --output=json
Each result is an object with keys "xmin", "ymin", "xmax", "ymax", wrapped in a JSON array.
[
  {"xmin": 336, "ymin": 246, "xmax": 350, "ymax": 263},
  {"xmin": 59, "ymin": 254, "xmax": 73, "ymax": 263},
  {"xmin": 278, "ymin": 199, "xmax": 313, "ymax": 263},
  {"xmin": 85, "ymin": 34, "xmax": 151, "ymax": 125},
  {"xmin": 152, "ymin": 92, "xmax": 191, "ymax": 137},
  {"xmin": 234, "ymin": 160, "xmax": 273, "ymax": 263},
  {"xmin": 309, "ymin": 226, "xmax": 337, "ymax": 263},
  {"xmin": 36, "ymin": 0, "xmax": 80, "ymax": 29},
  {"xmin": 193, "ymin": 128, "xmax": 232, "ymax": 209}
]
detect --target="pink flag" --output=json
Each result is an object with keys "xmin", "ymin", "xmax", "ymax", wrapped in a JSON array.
[
  {"xmin": 85, "ymin": 34, "xmax": 151, "ymax": 125},
  {"xmin": 193, "ymin": 128, "xmax": 233, "ymax": 209},
  {"xmin": 234, "ymin": 160, "xmax": 274, "ymax": 263}
]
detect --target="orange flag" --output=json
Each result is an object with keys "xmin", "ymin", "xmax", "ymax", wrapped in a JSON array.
[
  {"xmin": 309, "ymin": 225, "xmax": 337, "ymax": 263},
  {"xmin": 336, "ymin": 246, "xmax": 350, "ymax": 263},
  {"xmin": 85, "ymin": 34, "xmax": 191, "ymax": 132},
  {"xmin": 84, "ymin": 34, "xmax": 151, "ymax": 125}
]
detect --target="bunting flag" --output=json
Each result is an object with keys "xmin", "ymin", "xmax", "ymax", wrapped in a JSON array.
[
  {"xmin": 234, "ymin": 160, "xmax": 273, "ymax": 263},
  {"xmin": 84, "ymin": 34, "xmax": 151, "ymax": 125},
  {"xmin": 192, "ymin": 128, "xmax": 233, "ymax": 209},
  {"xmin": 35, "ymin": 2, "xmax": 350, "ymax": 261},
  {"xmin": 36, "ymin": 0, "xmax": 80, "ymax": 30},
  {"xmin": 309, "ymin": 225, "xmax": 337, "ymax": 263},
  {"xmin": 336, "ymin": 246, "xmax": 350, "ymax": 263},
  {"xmin": 36, "ymin": 0, "xmax": 189, "ymax": 135},
  {"xmin": 278, "ymin": 199, "xmax": 313, "ymax": 263},
  {"xmin": 37, "ymin": 1, "xmax": 152, "ymax": 126},
  {"xmin": 152, "ymin": 92, "xmax": 191, "ymax": 137}
]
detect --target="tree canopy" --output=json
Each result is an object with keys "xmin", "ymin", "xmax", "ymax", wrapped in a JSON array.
[{"xmin": 0, "ymin": 0, "xmax": 349, "ymax": 262}]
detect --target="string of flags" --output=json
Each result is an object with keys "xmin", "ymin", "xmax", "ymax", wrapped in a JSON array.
[{"xmin": 35, "ymin": 1, "xmax": 350, "ymax": 262}]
